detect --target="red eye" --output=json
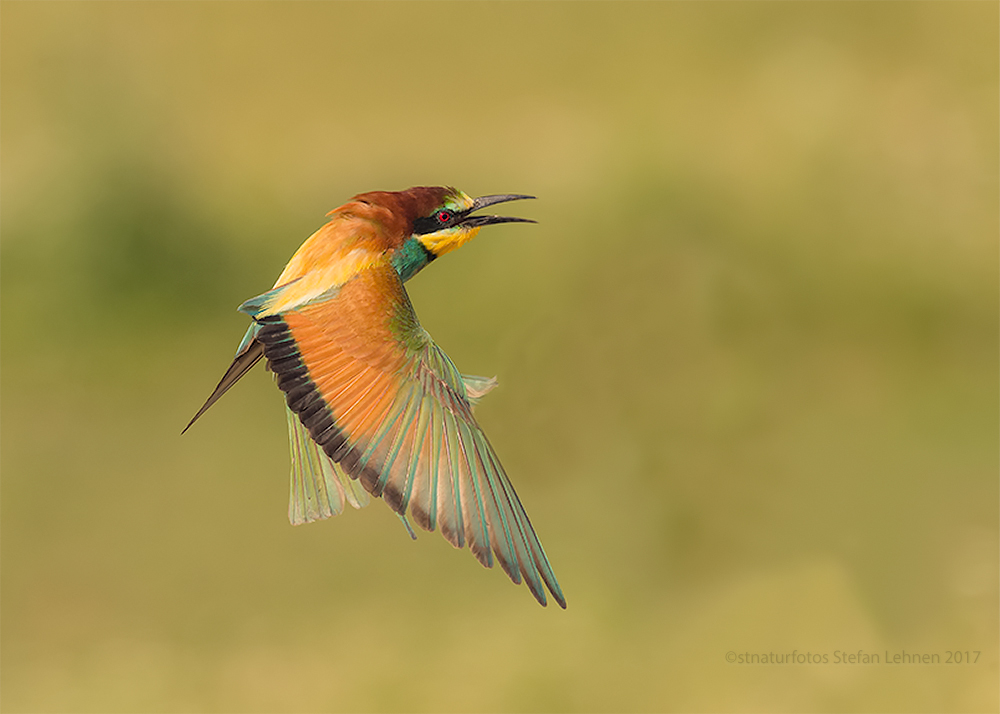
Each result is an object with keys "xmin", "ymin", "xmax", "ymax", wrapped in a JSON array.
[{"xmin": 437, "ymin": 210, "xmax": 452, "ymax": 223}]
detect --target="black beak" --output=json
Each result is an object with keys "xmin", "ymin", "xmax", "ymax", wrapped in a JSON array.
[{"xmin": 459, "ymin": 194, "xmax": 536, "ymax": 228}]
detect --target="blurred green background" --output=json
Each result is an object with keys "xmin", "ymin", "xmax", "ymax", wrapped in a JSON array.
[{"xmin": 2, "ymin": 2, "xmax": 997, "ymax": 712}]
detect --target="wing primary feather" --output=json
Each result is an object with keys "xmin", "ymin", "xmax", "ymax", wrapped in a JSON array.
[
  {"xmin": 514, "ymin": 491, "xmax": 567, "ymax": 609},
  {"xmin": 408, "ymin": 396, "xmax": 438, "ymax": 532},
  {"xmin": 435, "ymin": 416, "xmax": 458, "ymax": 545},
  {"xmin": 444, "ymin": 415, "xmax": 468, "ymax": 549},
  {"xmin": 486, "ymin": 445, "xmax": 565, "ymax": 608},
  {"xmin": 454, "ymin": 418, "xmax": 493, "ymax": 568},
  {"xmin": 399, "ymin": 395, "xmax": 431, "ymax": 516},
  {"xmin": 476, "ymin": 444, "xmax": 547, "ymax": 606},
  {"xmin": 384, "ymin": 390, "xmax": 429, "ymax": 517},
  {"xmin": 397, "ymin": 514, "xmax": 417, "ymax": 540},
  {"xmin": 468, "ymin": 433, "xmax": 521, "ymax": 583}
]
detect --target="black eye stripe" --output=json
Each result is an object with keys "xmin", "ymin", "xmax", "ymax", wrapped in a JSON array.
[
  {"xmin": 413, "ymin": 208, "xmax": 460, "ymax": 235},
  {"xmin": 412, "ymin": 216, "xmax": 438, "ymax": 235}
]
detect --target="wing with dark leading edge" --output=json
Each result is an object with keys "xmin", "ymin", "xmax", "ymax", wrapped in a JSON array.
[{"xmin": 253, "ymin": 261, "xmax": 565, "ymax": 608}]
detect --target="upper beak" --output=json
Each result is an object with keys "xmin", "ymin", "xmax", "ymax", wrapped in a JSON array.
[{"xmin": 458, "ymin": 193, "xmax": 536, "ymax": 228}]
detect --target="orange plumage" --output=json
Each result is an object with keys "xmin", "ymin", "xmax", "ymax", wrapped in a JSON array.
[{"xmin": 185, "ymin": 187, "xmax": 564, "ymax": 607}]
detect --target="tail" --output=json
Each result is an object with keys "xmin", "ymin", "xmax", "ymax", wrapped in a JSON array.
[{"xmin": 182, "ymin": 336, "xmax": 264, "ymax": 434}]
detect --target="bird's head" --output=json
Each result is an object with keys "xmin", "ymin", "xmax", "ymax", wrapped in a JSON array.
[
  {"xmin": 351, "ymin": 186, "xmax": 535, "ymax": 281},
  {"xmin": 407, "ymin": 187, "xmax": 535, "ymax": 258}
]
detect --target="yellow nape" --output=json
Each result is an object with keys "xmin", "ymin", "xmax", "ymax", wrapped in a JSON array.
[{"xmin": 418, "ymin": 225, "xmax": 483, "ymax": 257}]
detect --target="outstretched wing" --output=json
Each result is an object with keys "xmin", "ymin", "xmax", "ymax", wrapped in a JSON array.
[{"xmin": 252, "ymin": 261, "xmax": 564, "ymax": 607}]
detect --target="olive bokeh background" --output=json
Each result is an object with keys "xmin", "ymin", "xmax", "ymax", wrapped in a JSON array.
[{"xmin": 2, "ymin": 3, "xmax": 997, "ymax": 712}]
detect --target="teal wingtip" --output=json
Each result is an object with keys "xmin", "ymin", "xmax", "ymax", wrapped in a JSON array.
[{"xmin": 398, "ymin": 514, "xmax": 417, "ymax": 540}]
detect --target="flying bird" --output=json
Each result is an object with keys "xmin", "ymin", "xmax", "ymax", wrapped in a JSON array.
[{"xmin": 184, "ymin": 187, "xmax": 565, "ymax": 608}]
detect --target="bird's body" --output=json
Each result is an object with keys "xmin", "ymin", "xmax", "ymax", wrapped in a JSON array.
[{"xmin": 185, "ymin": 187, "xmax": 564, "ymax": 608}]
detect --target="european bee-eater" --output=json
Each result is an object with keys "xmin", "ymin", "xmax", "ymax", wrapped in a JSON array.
[{"xmin": 184, "ymin": 187, "xmax": 565, "ymax": 608}]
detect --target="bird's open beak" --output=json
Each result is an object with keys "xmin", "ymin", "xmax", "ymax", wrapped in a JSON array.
[{"xmin": 459, "ymin": 194, "xmax": 536, "ymax": 228}]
